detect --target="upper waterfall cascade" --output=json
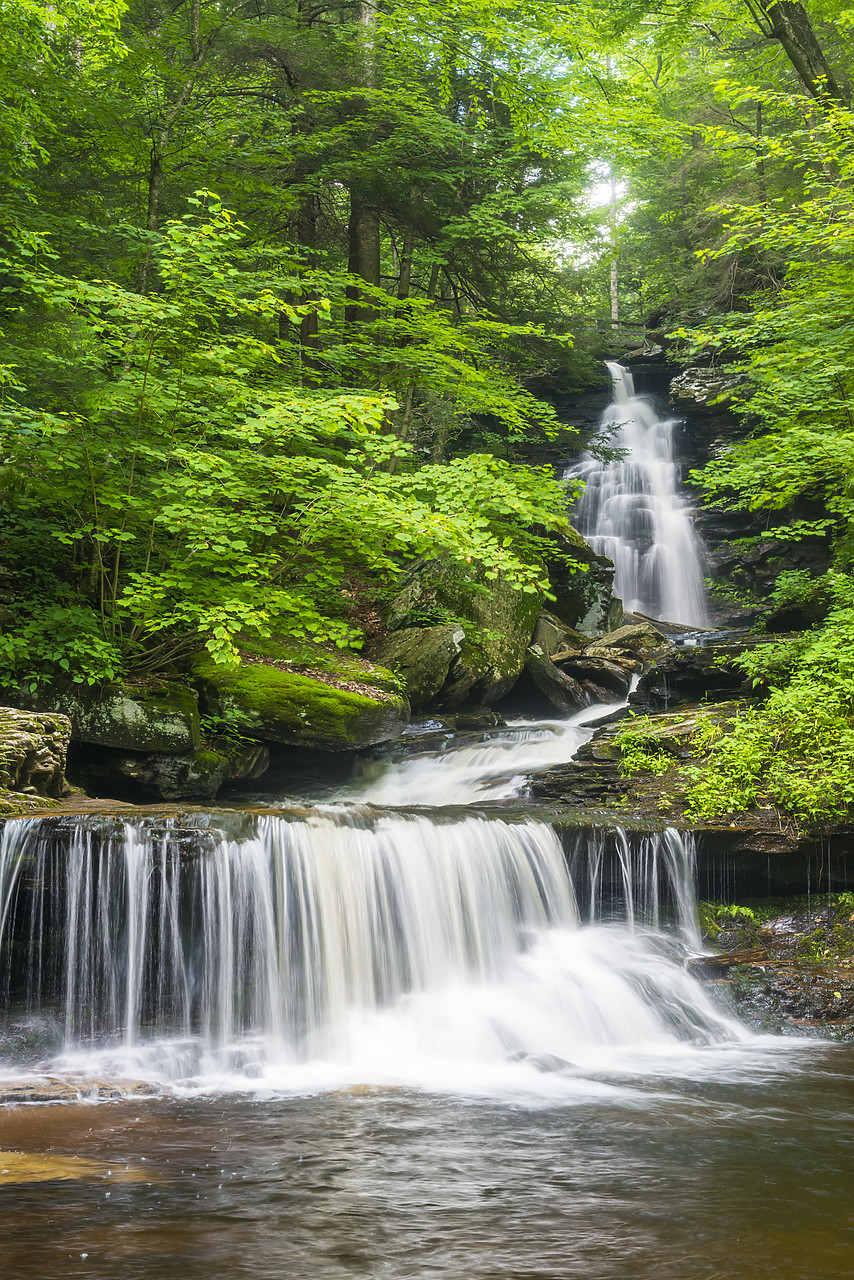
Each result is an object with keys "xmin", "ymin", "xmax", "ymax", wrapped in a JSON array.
[{"xmin": 568, "ymin": 362, "xmax": 708, "ymax": 626}]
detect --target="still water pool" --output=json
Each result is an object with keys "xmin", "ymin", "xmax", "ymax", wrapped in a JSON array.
[{"xmin": 2, "ymin": 1043, "xmax": 854, "ymax": 1280}]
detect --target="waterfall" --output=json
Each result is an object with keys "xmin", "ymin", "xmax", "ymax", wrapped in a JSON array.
[
  {"xmin": 0, "ymin": 811, "xmax": 743, "ymax": 1088},
  {"xmin": 568, "ymin": 361, "xmax": 708, "ymax": 626}
]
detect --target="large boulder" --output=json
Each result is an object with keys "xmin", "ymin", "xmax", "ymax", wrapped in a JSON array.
[
  {"xmin": 373, "ymin": 624, "xmax": 465, "ymax": 711},
  {"xmin": 191, "ymin": 642, "xmax": 409, "ymax": 751},
  {"xmin": 435, "ymin": 568, "xmax": 544, "ymax": 706},
  {"xmin": 543, "ymin": 529, "xmax": 623, "ymax": 637},
  {"xmin": 524, "ymin": 645, "xmax": 588, "ymax": 713},
  {"xmin": 0, "ymin": 708, "xmax": 71, "ymax": 800},
  {"xmin": 532, "ymin": 609, "xmax": 588, "ymax": 657},
  {"xmin": 584, "ymin": 623, "xmax": 673, "ymax": 674},
  {"xmin": 27, "ymin": 683, "xmax": 201, "ymax": 754},
  {"xmin": 384, "ymin": 561, "xmax": 544, "ymax": 707}
]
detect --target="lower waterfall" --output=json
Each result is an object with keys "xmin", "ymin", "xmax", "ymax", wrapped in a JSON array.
[{"xmin": 0, "ymin": 810, "xmax": 746, "ymax": 1095}]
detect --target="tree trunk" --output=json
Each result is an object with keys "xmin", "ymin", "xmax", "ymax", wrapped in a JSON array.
[
  {"xmin": 190, "ymin": 0, "xmax": 201, "ymax": 60},
  {"xmin": 397, "ymin": 223, "xmax": 415, "ymax": 300},
  {"xmin": 137, "ymin": 139, "xmax": 164, "ymax": 294},
  {"xmin": 756, "ymin": 1, "xmax": 848, "ymax": 104},
  {"xmin": 609, "ymin": 171, "xmax": 619, "ymax": 334},
  {"xmin": 344, "ymin": 0, "xmax": 381, "ymax": 325},
  {"xmin": 346, "ymin": 190, "xmax": 381, "ymax": 325}
]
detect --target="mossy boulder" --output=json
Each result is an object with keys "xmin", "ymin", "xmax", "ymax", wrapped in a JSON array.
[
  {"xmin": 191, "ymin": 642, "xmax": 409, "ymax": 751},
  {"xmin": 26, "ymin": 684, "xmax": 201, "ymax": 754},
  {"xmin": 373, "ymin": 624, "xmax": 466, "ymax": 711},
  {"xmin": 382, "ymin": 559, "xmax": 546, "ymax": 707},
  {"xmin": 73, "ymin": 745, "xmax": 231, "ymax": 801},
  {"xmin": 436, "ymin": 569, "xmax": 544, "ymax": 706}
]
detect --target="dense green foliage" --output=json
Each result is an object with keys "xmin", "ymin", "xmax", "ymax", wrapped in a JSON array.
[{"xmin": 0, "ymin": 0, "xmax": 616, "ymax": 685}]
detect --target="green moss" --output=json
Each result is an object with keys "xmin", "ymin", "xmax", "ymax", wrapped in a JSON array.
[{"xmin": 192, "ymin": 652, "xmax": 409, "ymax": 751}]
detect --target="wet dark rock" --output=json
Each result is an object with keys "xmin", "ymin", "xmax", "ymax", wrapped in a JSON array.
[
  {"xmin": 555, "ymin": 656, "xmax": 631, "ymax": 701},
  {"xmin": 69, "ymin": 744, "xmax": 232, "ymax": 802},
  {"xmin": 524, "ymin": 644, "xmax": 589, "ymax": 713},
  {"xmin": 445, "ymin": 707, "xmax": 506, "ymax": 731},
  {"xmin": 697, "ymin": 899, "xmax": 854, "ymax": 1038},
  {"xmin": 630, "ymin": 643, "xmax": 759, "ymax": 711}
]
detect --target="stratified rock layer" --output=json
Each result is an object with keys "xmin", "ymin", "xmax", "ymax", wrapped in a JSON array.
[{"xmin": 0, "ymin": 708, "xmax": 71, "ymax": 801}]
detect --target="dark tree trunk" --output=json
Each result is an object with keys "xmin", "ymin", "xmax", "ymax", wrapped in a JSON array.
[
  {"xmin": 345, "ymin": 190, "xmax": 381, "ymax": 324},
  {"xmin": 755, "ymin": 1, "xmax": 848, "ymax": 104}
]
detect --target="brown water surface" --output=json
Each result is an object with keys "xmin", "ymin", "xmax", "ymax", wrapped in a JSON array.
[{"xmin": 2, "ymin": 1043, "xmax": 854, "ymax": 1280}]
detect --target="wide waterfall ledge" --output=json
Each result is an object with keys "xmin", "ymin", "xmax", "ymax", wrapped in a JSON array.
[{"xmin": 0, "ymin": 809, "xmax": 761, "ymax": 1102}]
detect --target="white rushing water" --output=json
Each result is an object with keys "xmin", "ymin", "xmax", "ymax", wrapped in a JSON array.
[
  {"xmin": 0, "ymin": 810, "xmax": 751, "ymax": 1100},
  {"xmin": 337, "ymin": 699, "xmax": 624, "ymax": 806},
  {"xmin": 568, "ymin": 361, "xmax": 708, "ymax": 626}
]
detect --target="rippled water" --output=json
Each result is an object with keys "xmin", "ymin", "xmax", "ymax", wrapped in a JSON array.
[{"xmin": 3, "ymin": 1045, "xmax": 854, "ymax": 1280}]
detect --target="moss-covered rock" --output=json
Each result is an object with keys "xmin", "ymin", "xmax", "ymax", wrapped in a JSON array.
[
  {"xmin": 374, "ymin": 625, "xmax": 466, "ymax": 711},
  {"xmin": 25, "ymin": 684, "xmax": 201, "ymax": 754},
  {"xmin": 74, "ymin": 745, "xmax": 231, "ymax": 801},
  {"xmin": 435, "ymin": 569, "xmax": 543, "ymax": 706},
  {"xmin": 382, "ymin": 559, "xmax": 547, "ymax": 707},
  {"xmin": 191, "ymin": 642, "xmax": 409, "ymax": 751}
]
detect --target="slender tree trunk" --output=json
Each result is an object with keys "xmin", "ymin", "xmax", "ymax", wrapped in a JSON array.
[
  {"xmin": 609, "ymin": 171, "xmax": 619, "ymax": 334},
  {"xmin": 345, "ymin": 191, "xmax": 381, "ymax": 324},
  {"xmin": 137, "ymin": 137, "xmax": 165, "ymax": 294},
  {"xmin": 345, "ymin": 0, "xmax": 381, "ymax": 325},
  {"xmin": 190, "ymin": 0, "xmax": 202, "ymax": 60},
  {"xmin": 298, "ymin": 190, "xmax": 320, "ymax": 355},
  {"xmin": 397, "ymin": 223, "xmax": 415, "ymax": 300},
  {"xmin": 756, "ymin": 101, "xmax": 766, "ymax": 196}
]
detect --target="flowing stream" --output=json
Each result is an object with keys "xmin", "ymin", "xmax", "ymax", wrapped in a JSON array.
[
  {"xmin": 1, "ymin": 388, "xmax": 851, "ymax": 1275},
  {"xmin": 568, "ymin": 361, "xmax": 708, "ymax": 625}
]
